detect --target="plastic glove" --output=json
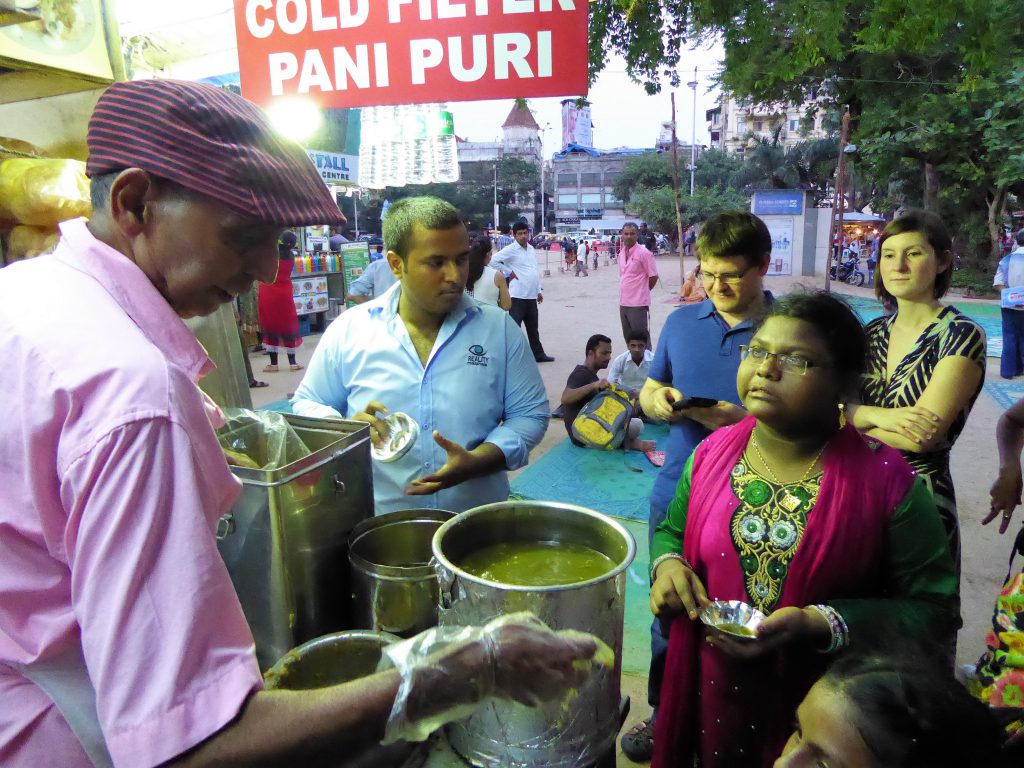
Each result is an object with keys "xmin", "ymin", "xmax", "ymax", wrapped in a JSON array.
[{"xmin": 378, "ymin": 612, "xmax": 608, "ymax": 744}]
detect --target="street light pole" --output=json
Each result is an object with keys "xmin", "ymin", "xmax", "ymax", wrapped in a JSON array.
[
  {"xmin": 826, "ymin": 107, "xmax": 852, "ymax": 294},
  {"xmin": 687, "ymin": 67, "xmax": 698, "ymax": 196},
  {"xmin": 492, "ymin": 163, "xmax": 499, "ymax": 233}
]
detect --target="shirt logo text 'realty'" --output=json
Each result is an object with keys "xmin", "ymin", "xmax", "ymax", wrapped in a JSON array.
[{"xmin": 467, "ymin": 344, "xmax": 489, "ymax": 366}]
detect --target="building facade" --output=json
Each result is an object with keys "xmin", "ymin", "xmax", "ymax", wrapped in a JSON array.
[
  {"xmin": 551, "ymin": 145, "xmax": 648, "ymax": 234},
  {"xmin": 706, "ymin": 93, "xmax": 831, "ymax": 154}
]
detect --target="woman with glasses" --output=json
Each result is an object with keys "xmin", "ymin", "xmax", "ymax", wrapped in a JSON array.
[
  {"xmin": 648, "ymin": 292, "xmax": 958, "ymax": 768},
  {"xmin": 851, "ymin": 210, "xmax": 986, "ymax": 570}
]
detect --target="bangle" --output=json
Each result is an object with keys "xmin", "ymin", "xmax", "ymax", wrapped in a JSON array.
[
  {"xmin": 650, "ymin": 552, "xmax": 692, "ymax": 582},
  {"xmin": 808, "ymin": 604, "xmax": 849, "ymax": 653}
]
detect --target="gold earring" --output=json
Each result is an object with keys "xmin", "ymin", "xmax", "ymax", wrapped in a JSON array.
[{"xmin": 838, "ymin": 403, "xmax": 847, "ymax": 429}]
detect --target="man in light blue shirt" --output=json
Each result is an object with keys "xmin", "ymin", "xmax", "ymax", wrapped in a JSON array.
[
  {"xmin": 293, "ymin": 197, "xmax": 549, "ymax": 514},
  {"xmin": 345, "ymin": 257, "xmax": 397, "ymax": 303}
]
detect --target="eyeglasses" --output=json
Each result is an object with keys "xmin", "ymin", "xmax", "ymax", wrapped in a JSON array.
[
  {"xmin": 698, "ymin": 265, "xmax": 752, "ymax": 285},
  {"xmin": 739, "ymin": 345, "xmax": 819, "ymax": 376}
]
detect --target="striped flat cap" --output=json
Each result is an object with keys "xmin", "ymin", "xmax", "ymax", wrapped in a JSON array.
[{"xmin": 86, "ymin": 79, "xmax": 344, "ymax": 226}]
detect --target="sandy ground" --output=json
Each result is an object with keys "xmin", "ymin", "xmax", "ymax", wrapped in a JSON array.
[{"xmin": 250, "ymin": 250, "xmax": 1010, "ymax": 766}]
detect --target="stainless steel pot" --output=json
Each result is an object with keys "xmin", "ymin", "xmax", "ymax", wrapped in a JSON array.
[
  {"xmin": 349, "ymin": 509, "xmax": 454, "ymax": 637},
  {"xmin": 431, "ymin": 501, "xmax": 636, "ymax": 768},
  {"xmin": 264, "ymin": 630, "xmax": 426, "ymax": 768}
]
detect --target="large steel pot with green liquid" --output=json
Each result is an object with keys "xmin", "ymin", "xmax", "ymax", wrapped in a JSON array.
[{"xmin": 431, "ymin": 501, "xmax": 636, "ymax": 767}]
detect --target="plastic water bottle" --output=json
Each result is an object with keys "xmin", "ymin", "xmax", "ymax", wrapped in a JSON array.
[
  {"xmin": 406, "ymin": 104, "xmax": 432, "ymax": 185},
  {"xmin": 430, "ymin": 104, "xmax": 459, "ymax": 183}
]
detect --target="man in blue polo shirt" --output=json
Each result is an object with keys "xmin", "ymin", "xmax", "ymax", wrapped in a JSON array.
[{"xmin": 620, "ymin": 211, "xmax": 774, "ymax": 762}]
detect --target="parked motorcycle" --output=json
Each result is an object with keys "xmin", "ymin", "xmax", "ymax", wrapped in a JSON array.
[{"xmin": 830, "ymin": 254, "xmax": 865, "ymax": 286}]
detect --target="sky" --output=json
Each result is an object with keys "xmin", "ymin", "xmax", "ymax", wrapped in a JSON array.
[{"xmin": 448, "ymin": 42, "xmax": 726, "ymax": 155}]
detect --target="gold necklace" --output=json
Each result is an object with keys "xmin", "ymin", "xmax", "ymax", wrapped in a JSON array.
[{"xmin": 749, "ymin": 437, "xmax": 827, "ymax": 513}]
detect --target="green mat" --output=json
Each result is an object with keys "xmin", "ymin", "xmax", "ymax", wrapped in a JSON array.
[{"xmin": 510, "ymin": 423, "xmax": 670, "ymax": 521}]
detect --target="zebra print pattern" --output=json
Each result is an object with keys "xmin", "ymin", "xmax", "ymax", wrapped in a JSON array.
[{"xmin": 861, "ymin": 306, "xmax": 986, "ymax": 566}]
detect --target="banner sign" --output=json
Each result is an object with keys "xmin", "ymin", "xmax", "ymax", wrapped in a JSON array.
[{"xmin": 234, "ymin": 1, "xmax": 589, "ymax": 109}]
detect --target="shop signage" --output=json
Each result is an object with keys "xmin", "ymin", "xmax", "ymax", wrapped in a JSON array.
[
  {"xmin": 752, "ymin": 190, "xmax": 804, "ymax": 216},
  {"xmin": 557, "ymin": 216, "xmax": 580, "ymax": 225},
  {"xmin": 305, "ymin": 149, "xmax": 360, "ymax": 184},
  {"xmin": 234, "ymin": 1, "xmax": 588, "ymax": 109},
  {"xmin": 578, "ymin": 207, "xmax": 602, "ymax": 218}
]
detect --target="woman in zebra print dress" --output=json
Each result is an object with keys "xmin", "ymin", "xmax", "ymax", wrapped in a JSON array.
[{"xmin": 850, "ymin": 210, "xmax": 986, "ymax": 569}]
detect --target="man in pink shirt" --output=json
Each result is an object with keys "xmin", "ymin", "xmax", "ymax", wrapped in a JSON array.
[
  {"xmin": 0, "ymin": 80, "xmax": 595, "ymax": 768},
  {"xmin": 618, "ymin": 221, "xmax": 660, "ymax": 348}
]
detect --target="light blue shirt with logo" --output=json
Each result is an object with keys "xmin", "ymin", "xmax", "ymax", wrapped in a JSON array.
[{"xmin": 292, "ymin": 284, "xmax": 549, "ymax": 514}]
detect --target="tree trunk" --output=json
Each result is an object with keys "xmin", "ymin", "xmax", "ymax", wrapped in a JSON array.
[
  {"xmin": 987, "ymin": 185, "xmax": 1008, "ymax": 262},
  {"xmin": 923, "ymin": 162, "xmax": 940, "ymax": 211}
]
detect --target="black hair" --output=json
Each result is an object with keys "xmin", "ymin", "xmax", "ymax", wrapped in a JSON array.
[
  {"xmin": 382, "ymin": 197, "xmax": 463, "ymax": 261},
  {"xmin": 626, "ymin": 330, "xmax": 648, "ymax": 345},
  {"xmin": 757, "ymin": 291, "xmax": 866, "ymax": 392},
  {"xmin": 466, "ymin": 235, "xmax": 492, "ymax": 292},
  {"xmin": 876, "ymin": 209, "xmax": 953, "ymax": 301},
  {"xmin": 585, "ymin": 334, "xmax": 612, "ymax": 355},
  {"xmin": 696, "ymin": 210, "xmax": 772, "ymax": 268},
  {"xmin": 821, "ymin": 651, "xmax": 1007, "ymax": 768},
  {"xmin": 278, "ymin": 230, "xmax": 297, "ymax": 260},
  {"xmin": 512, "ymin": 221, "xmax": 529, "ymax": 234},
  {"xmin": 1016, "ymin": 229, "xmax": 1024, "ymax": 247}
]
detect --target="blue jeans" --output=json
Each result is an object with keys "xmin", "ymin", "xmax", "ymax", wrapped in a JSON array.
[
  {"xmin": 648, "ymin": 501, "xmax": 670, "ymax": 712},
  {"xmin": 1002, "ymin": 308, "xmax": 1024, "ymax": 379}
]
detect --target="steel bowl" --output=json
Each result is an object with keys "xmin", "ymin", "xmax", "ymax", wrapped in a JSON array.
[
  {"xmin": 699, "ymin": 599, "xmax": 766, "ymax": 641},
  {"xmin": 371, "ymin": 412, "xmax": 419, "ymax": 463}
]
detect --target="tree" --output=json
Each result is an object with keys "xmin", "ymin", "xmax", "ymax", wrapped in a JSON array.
[
  {"xmin": 631, "ymin": 185, "xmax": 749, "ymax": 235},
  {"xmin": 589, "ymin": 0, "xmax": 1024, "ymax": 263},
  {"xmin": 613, "ymin": 152, "xmax": 673, "ymax": 203},
  {"xmin": 693, "ymin": 148, "xmax": 745, "ymax": 189}
]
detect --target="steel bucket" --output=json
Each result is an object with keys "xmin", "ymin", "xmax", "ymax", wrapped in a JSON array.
[
  {"xmin": 431, "ymin": 501, "xmax": 636, "ymax": 767},
  {"xmin": 349, "ymin": 509, "xmax": 454, "ymax": 637},
  {"xmin": 264, "ymin": 630, "xmax": 425, "ymax": 767}
]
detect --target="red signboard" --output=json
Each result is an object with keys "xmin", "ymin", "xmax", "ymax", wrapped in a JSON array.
[{"xmin": 233, "ymin": 0, "xmax": 589, "ymax": 109}]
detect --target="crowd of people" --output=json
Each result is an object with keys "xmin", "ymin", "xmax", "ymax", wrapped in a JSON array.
[{"xmin": 3, "ymin": 76, "xmax": 1021, "ymax": 767}]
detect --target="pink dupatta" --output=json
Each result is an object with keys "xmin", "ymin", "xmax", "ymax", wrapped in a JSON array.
[{"xmin": 652, "ymin": 417, "xmax": 916, "ymax": 768}]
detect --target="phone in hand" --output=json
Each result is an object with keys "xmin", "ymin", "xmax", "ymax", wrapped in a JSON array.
[{"xmin": 671, "ymin": 396, "xmax": 719, "ymax": 411}]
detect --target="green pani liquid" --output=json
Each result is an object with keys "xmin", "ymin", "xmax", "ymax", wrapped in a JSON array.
[{"xmin": 460, "ymin": 541, "xmax": 616, "ymax": 586}]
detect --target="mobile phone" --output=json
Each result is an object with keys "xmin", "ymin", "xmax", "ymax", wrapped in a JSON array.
[{"xmin": 671, "ymin": 396, "xmax": 719, "ymax": 410}]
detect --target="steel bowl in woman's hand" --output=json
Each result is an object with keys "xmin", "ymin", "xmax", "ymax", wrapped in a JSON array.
[{"xmin": 703, "ymin": 606, "xmax": 830, "ymax": 660}]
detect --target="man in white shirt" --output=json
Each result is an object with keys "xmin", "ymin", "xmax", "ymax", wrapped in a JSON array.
[
  {"xmin": 995, "ymin": 229, "xmax": 1024, "ymax": 378},
  {"xmin": 345, "ymin": 257, "xmax": 397, "ymax": 303},
  {"xmin": 607, "ymin": 331, "xmax": 655, "ymax": 401},
  {"xmin": 490, "ymin": 221, "xmax": 554, "ymax": 362}
]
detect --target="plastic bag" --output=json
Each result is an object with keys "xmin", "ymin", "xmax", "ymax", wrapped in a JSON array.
[
  {"xmin": 377, "ymin": 612, "xmax": 610, "ymax": 745},
  {"xmin": 0, "ymin": 158, "xmax": 90, "ymax": 226},
  {"xmin": 217, "ymin": 408, "xmax": 311, "ymax": 470},
  {"xmin": 6, "ymin": 225, "xmax": 59, "ymax": 261}
]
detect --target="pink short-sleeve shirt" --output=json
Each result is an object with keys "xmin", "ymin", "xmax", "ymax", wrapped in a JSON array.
[
  {"xmin": 0, "ymin": 219, "xmax": 261, "ymax": 767},
  {"xmin": 619, "ymin": 243, "xmax": 659, "ymax": 307}
]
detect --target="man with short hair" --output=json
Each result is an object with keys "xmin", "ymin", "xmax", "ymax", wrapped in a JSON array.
[
  {"xmin": 607, "ymin": 330, "xmax": 654, "ymax": 401},
  {"xmin": 294, "ymin": 197, "xmax": 550, "ymax": 514},
  {"xmin": 995, "ymin": 229, "xmax": 1024, "ymax": 378},
  {"xmin": 491, "ymin": 221, "xmax": 554, "ymax": 362},
  {"xmin": 618, "ymin": 222, "xmax": 660, "ymax": 348},
  {"xmin": 638, "ymin": 221, "xmax": 658, "ymax": 252},
  {"xmin": 560, "ymin": 334, "xmax": 654, "ymax": 452},
  {"xmin": 494, "ymin": 224, "xmax": 514, "ymax": 252},
  {"xmin": 0, "ymin": 83, "xmax": 592, "ymax": 768},
  {"xmin": 620, "ymin": 210, "xmax": 774, "ymax": 762}
]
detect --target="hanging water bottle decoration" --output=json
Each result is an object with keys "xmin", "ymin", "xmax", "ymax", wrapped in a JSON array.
[{"xmin": 358, "ymin": 103, "xmax": 459, "ymax": 188}]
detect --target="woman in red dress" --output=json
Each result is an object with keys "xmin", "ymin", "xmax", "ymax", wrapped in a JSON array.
[{"xmin": 258, "ymin": 230, "xmax": 304, "ymax": 372}]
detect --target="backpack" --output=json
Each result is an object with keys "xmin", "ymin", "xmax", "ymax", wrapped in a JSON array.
[{"xmin": 571, "ymin": 384, "xmax": 635, "ymax": 450}]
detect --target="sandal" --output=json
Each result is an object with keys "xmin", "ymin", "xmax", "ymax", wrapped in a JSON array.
[
  {"xmin": 249, "ymin": 379, "xmax": 270, "ymax": 388},
  {"xmin": 263, "ymin": 364, "xmax": 279, "ymax": 372},
  {"xmin": 289, "ymin": 363, "xmax": 304, "ymax": 371}
]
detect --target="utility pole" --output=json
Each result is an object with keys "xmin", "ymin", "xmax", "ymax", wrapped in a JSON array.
[
  {"xmin": 688, "ymin": 67, "xmax": 698, "ymax": 196},
  {"xmin": 669, "ymin": 92, "xmax": 686, "ymax": 297},
  {"xmin": 492, "ymin": 163, "xmax": 499, "ymax": 233},
  {"xmin": 826, "ymin": 108, "xmax": 852, "ymax": 293}
]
